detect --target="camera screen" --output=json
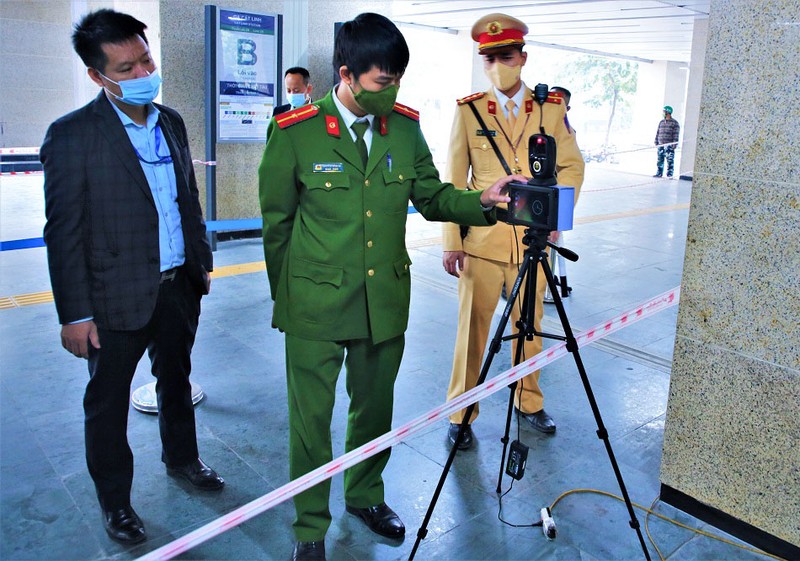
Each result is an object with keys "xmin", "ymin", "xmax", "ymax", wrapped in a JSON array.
[{"xmin": 509, "ymin": 186, "xmax": 552, "ymax": 228}]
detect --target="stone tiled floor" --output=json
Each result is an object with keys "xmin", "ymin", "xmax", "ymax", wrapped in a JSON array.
[{"xmin": 0, "ymin": 167, "xmax": 771, "ymax": 560}]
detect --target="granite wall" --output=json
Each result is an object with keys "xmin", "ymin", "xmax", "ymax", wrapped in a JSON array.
[{"xmin": 660, "ymin": 0, "xmax": 799, "ymax": 549}]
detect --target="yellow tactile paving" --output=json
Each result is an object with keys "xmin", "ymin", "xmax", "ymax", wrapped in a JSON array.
[
  {"xmin": 1, "ymin": 204, "xmax": 689, "ymax": 310},
  {"xmin": 575, "ymin": 203, "xmax": 689, "ymax": 225}
]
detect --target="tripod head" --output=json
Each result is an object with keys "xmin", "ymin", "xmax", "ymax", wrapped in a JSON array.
[{"xmin": 521, "ymin": 228, "xmax": 579, "ymax": 263}]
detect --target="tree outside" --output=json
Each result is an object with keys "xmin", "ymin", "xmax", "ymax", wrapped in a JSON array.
[{"xmin": 558, "ymin": 56, "xmax": 639, "ymax": 150}]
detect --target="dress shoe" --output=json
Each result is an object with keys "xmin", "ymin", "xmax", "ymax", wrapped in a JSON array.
[
  {"xmin": 518, "ymin": 408, "xmax": 557, "ymax": 434},
  {"xmin": 448, "ymin": 422, "xmax": 473, "ymax": 450},
  {"xmin": 167, "ymin": 458, "xmax": 224, "ymax": 490},
  {"xmin": 346, "ymin": 502, "xmax": 405, "ymax": 539},
  {"xmin": 102, "ymin": 505, "xmax": 146, "ymax": 544},
  {"xmin": 291, "ymin": 541, "xmax": 326, "ymax": 561}
]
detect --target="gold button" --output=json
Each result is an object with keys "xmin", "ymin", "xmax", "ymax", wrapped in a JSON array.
[
  {"xmin": 482, "ymin": 143, "xmax": 488, "ymax": 150},
  {"xmin": 368, "ymin": 269, "xmax": 375, "ymax": 276},
  {"xmin": 398, "ymin": 174, "xmax": 404, "ymax": 181},
  {"xmin": 366, "ymin": 210, "xmax": 372, "ymax": 217},
  {"xmin": 365, "ymin": 179, "xmax": 370, "ymax": 186},
  {"xmin": 367, "ymin": 240, "xmax": 373, "ymax": 248},
  {"xmin": 325, "ymin": 181, "xmax": 332, "ymax": 188}
]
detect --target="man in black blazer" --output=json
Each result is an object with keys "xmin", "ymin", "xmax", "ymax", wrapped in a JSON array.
[
  {"xmin": 272, "ymin": 66, "xmax": 313, "ymax": 117},
  {"xmin": 41, "ymin": 9, "xmax": 223, "ymax": 545}
]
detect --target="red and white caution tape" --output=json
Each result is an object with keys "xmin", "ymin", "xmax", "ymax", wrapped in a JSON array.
[
  {"xmin": 136, "ymin": 286, "xmax": 680, "ymax": 561},
  {"xmin": 0, "ymin": 170, "xmax": 42, "ymax": 176},
  {"xmin": 0, "ymin": 147, "xmax": 39, "ymax": 155}
]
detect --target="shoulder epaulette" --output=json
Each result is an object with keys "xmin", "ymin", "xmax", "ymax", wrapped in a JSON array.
[
  {"xmin": 545, "ymin": 92, "xmax": 563, "ymax": 105},
  {"xmin": 393, "ymin": 102, "xmax": 419, "ymax": 121},
  {"xmin": 275, "ymin": 104, "xmax": 320, "ymax": 129},
  {"xmin": 457, "ymin": 92, "xmax": 486, "ymax": 105}
]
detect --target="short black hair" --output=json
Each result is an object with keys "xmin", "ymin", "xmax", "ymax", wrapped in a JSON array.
[
  {"xmin": 284, "ymin": 66, "xmax": 310, "ymax": 85},
  {"xmin": 72, "ymin": 9, "xmax": 149, "ymax": 72},
  {"xmin": 550, "ymin": 86, "xmax": 572, "ymax": 104},
  {"xmin": 333, "ymin": 13, "xmax": 409, "ymax": 81}
]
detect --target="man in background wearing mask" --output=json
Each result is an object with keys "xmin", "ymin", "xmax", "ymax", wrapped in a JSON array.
[
  {"xmin": 41, "ymin": 9, "xmax": 222, "ymax": 546},
  {"xmin": 442, "ymin": 13, "xmax": 585, "ymax": 450},
  {"xmin": 654, "ymin": 105, "xmax": 680, "ymax": 178},
  {"xmin": 259, "ymin": 12, "xmax": 523, "ymax": 561},
  {"xmin": 273, "ymin": 66, "xmax": 314, "ymax": 117}
]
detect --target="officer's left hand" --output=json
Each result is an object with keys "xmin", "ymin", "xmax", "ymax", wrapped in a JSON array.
[{"xmin": 479, "ymin": 174, "xmax": 527, "ymax": 207}]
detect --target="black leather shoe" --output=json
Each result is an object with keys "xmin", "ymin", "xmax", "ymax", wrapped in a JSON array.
[
  {"xmin": 291, "ymin": 541, "xmax": 326, "ymax": 561},
  {"xmin": 448, "ymin": 423, "xmax": 473, "ymax": 450},
  {"xmin": 346, "ymin": 502, "xmax": 405, "ymax": 539},
  {"xmin": 518, "ymin": 409, "xmax": 557, "ymax": 434},
  {"xmin": 102, "ymin": 505, "xmax": 146, "ymax": 544},
  {"xmin": 167, "ymin": 458, "xmax": 225, "ymax": 490}
]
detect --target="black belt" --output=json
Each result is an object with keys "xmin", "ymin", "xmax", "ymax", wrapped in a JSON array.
[{"xmin": 160, "ymin": 267, "xmax": 179, "ymax": 283}]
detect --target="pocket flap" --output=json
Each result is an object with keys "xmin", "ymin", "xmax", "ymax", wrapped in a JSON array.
[
  {"xmin": 382, "ymin": 167, "xmax": 417, "ymax": 185},
  {"xmin": 393, "ymin": 255, "xmax": 412, "ymax": 276},
  {"xmin": 291, "ymin": 258, "xmax": 343, "ymax": 287},
  {"xmin": 302, "ymin": 173, "xmax": 352, "ymax": 191}
]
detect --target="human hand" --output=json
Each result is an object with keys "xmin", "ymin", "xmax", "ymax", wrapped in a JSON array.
[
  {"xmin": 479, "ymin": 174, "xmax": 527, "ymax": 207},
  {"xmin": 443, "ymin": 251, "xmax": 467, "ymax": 278},
  {"xmin": 61, "ymin": 320, "xmax": 100, "ymax": 359}
]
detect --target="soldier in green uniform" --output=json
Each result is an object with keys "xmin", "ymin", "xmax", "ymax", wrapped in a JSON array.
[{"xmin": 258, "ymin": 12, "xmax": 525, "ymax": 561}]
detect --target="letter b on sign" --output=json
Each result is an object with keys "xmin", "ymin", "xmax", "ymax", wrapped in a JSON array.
[{"xmin": 237, "ymin": 39, "xmax": 257, "ymax": 65}]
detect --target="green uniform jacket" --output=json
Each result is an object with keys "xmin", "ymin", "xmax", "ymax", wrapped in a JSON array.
[{"xmin": 259, "ymin": 90, "xmax": 496, "ymax": 344}]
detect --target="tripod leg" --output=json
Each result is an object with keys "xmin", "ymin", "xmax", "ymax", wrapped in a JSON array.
[
  {"xmin": 496, "ymin": 253, "xmax": 539, "ymax": 493},
  {"xmin": 410, "ymin": 255, "xmax": 533, "ymax": 560},
  {"xmin": 540, "ymin": 255, "xmax": 652, "ymax": 561}
]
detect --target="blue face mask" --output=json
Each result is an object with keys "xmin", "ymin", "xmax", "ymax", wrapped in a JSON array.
[
  {"xmin": 100, "ymin": 69, "xmax": 162, "ymax": 106},
  {"xmin": 288, "ymin": 92, "xmax": 307, "ymax": 108}
]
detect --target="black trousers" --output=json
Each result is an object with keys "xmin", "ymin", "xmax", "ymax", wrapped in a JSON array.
[{"xmin": 85, "ymin": 267, "xmax": 201, "ymax": 510}]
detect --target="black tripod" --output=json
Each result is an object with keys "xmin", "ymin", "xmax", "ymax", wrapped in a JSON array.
[{"xmin": 409, "ymin": 229, "xmax": 651, "ymax": 561}]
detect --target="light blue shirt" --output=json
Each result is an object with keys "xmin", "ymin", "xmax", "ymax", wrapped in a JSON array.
[
  {"xmin": 109, "ymin": 102, "xmax": 185, "ymax": 272},
  {"xmin": 333, "ymin": 84, "xmax": 374, "ymax": 155},
  {"xmin": 494, "ymin": 81, "xmax": 527, "ymax": 120}
]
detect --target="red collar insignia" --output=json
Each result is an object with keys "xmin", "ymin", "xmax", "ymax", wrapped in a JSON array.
[{"xmin": 325, "ymin": 115, "xmax": 340, "ymax": 137}]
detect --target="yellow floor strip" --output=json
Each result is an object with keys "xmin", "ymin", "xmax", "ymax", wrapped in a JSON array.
[
  {"xmin": 211, "ymin": 261, "xmax": 265, "ymax": 278},
  {"xmin": 11, "ymin": 291, "xmax": 53, "ymax": 306},
  {"xmin": 1, "ymin": 204, "xmax": 688, "ymax": 310},
  {"xmin": 1, "ymin": 264, "xmax": 267, "ymax": 310},
  {"xmin": 575, "ymin": 203, "xmax": 689, "ymax": 225}
]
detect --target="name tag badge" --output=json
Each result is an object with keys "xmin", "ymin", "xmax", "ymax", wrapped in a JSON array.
[
  {"xmin": 313, "ymin": 162, "xmax": 344, "ymax": 173},
  {"xmin": 476, "ymin": 129, "xmax": 497, "ymax": 137}
]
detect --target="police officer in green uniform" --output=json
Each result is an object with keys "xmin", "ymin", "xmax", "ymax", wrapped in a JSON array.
[{"xmin": 259, "ymin": 13, "xmax": 526, "ymax": 561}]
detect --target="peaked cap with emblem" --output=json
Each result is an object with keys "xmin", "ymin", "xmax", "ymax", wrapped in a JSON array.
[{"xmin": 471, "ymin": 13, "xmax": 528, "ymax": 54}]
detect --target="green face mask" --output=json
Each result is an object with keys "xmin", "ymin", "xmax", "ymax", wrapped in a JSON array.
[{"xmin": 350, "ymin": 82, "xmax": 399, "ymax": 117}]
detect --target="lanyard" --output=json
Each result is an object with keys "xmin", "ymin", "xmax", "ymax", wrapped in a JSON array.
[
  {"xmin": 492, "ymin": 113, "xmax": 530, "ymax": 174},
  {"xmin": 135, "ymin": 124, "xmax": 173, "ymax": 165}
]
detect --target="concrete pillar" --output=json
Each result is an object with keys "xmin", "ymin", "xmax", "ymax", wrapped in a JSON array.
[
  {"xmin": 660, "ymin": 0, "xmax": 800, "ymax": 558},
  {"xmin": 679, "ymin": 17, "xmax": 709, "ymax": 179}
]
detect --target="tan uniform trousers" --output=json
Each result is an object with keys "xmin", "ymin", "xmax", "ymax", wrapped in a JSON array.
[{"xmin": 446, "ymin": 253, "xmax": 546, "ymax": 424}]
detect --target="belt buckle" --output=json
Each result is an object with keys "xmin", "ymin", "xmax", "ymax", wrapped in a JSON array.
[{"xmin": 160, "ymin": 268, "xmax": 177, "ymax": 283}]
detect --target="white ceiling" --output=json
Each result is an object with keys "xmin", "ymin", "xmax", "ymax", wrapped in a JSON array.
[{"xmin": 392, "ymin": 0, "xmax": 711, "ymax": 62}]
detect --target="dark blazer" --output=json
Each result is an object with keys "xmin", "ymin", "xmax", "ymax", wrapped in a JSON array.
[
  {"xmin": 272, "ymin": 103, "xmax": 291, "ymax": 117},
  {"xmin": 42, "ymin": 91, "xmax": 212, "ymax": 331}
]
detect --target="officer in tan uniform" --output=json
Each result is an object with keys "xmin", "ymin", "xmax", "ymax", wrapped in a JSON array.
[{"xmin": 442, "ymin": 13, "xmax": 585, "ymax": 449}]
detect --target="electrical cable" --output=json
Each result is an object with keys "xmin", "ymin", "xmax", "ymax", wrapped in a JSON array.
[{"xmin": 547, "ymin": 489, "xmax": 786, "ymax": 561}]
